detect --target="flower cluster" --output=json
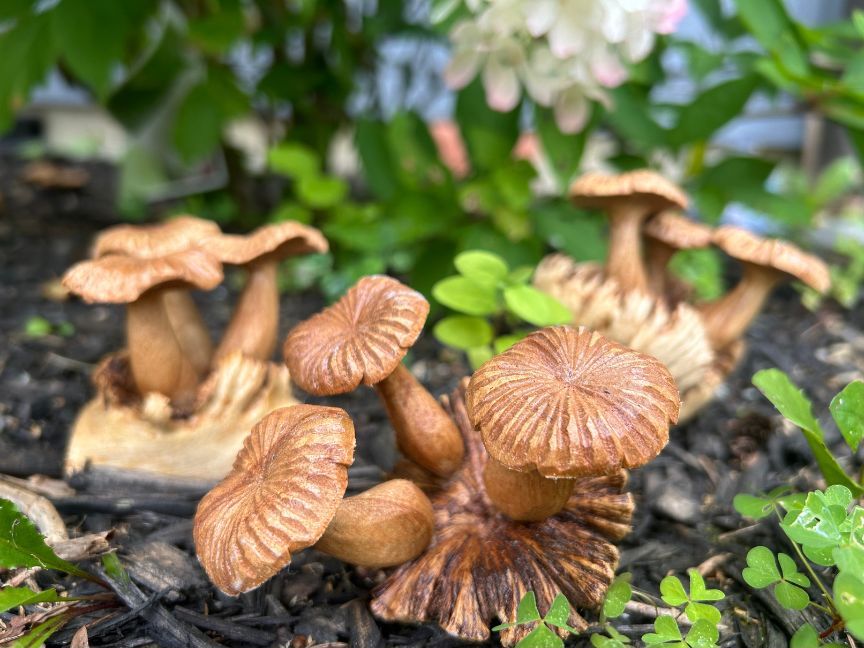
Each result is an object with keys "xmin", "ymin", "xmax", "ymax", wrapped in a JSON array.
[{"xmin": 443, "ymin": 0, "xmax": 687, "ymax": 133}]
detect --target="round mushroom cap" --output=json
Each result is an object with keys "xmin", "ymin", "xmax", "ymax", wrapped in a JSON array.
[
  {"xmin": 569, "ymin": 170, "xmax": 688, "ymax": 211},
  {"xmin": 713, "ymin": 226, "xmax": 831, "ymax": 293},
  {"xmin": 92, "ymin": 216, "xmax": 221, "ymax": 258},
  {"xmin": 204, "ymin": 222, "xmax": 328, "ymax": 266},
  {"xmin": 284, "ymin": 275, "xmax": 430, "ymax": 396},
  {"xmin": 467, "ymin": 326, "xmax": 680, "ymax": 478},
  {"xmin": 193, "ymin": 404, "xmax": 355, "ymax": 595},
  {"xmin": 643, "ymin": 211, "xmax": 713, "ymax": 249},
  {"xmin": 63, "ymin": 250, "xmax": 223, "ymax": 304}
]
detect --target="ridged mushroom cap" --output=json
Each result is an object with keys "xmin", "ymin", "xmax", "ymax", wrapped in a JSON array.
[
  {"xmin": 467, "ymin": 326, "xmax": 680, "ymax": 478},
  {"xmin": 569, "ymin": 170, "xmax": 688, "ymax": 211},
  {"xmin": 284, "ymin": 275, "xmax": 430, "ymax": 395},
  {"xmin": 713, "ymin": 226, "xmax": 831, "ymax": 293},
  {"xmin": 204, "ymin": 222, "xmax": 328, "ymax": 265},
  {"xmin": 62, "ymin": 250, "xmax": 223, "ymax": 304},
  {"xmin": 193, "ymin": 405, "xmax": 355, "ymax": 595},
  {"xmin": 92, "ymin": 216, "xmax": 221, "ymax": 258},
  {"xmin": 644, "ymin": 211, "xmax": 713, "ymax": 249}
]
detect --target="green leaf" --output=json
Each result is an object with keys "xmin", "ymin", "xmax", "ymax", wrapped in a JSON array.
[
  {"xmin": 660, "ymin": 575, "xmax": 689, "ymax": 607},
  {"xmin": 454, "ymin": 250, "xmax": 509, "ymax": 288},
  {"xmin": 508, "ymin": 266, "xmax": 534, "ymax": 285},
  {"xmin": 433, "ymin": 316, "xmax": 494, "ymax": 351},
  {"xmin": 685, "ymin": 619, "xmax": 720, "ymax": 648},
  {"xmin": 467, "ymin": 345, "xmax": 495, "ymax": 370},
  {"xmin": 834, "ymin": 544, "xmax": 864, "ymax": 574},
  {"xmin": 23, "ymin": 316, "xmax": 52, "ymax": 338},
  {"xmin": 733, "ymin": 0, "xmax": 809, "ymax": 77},
  {"xmin": 268, "ymin": 143, "xmax": 320, "ymax": 179},
  {"xmin": 355, "ymin": 119, "xmax": 399, "ymax": 200},
  {"xmin": 835, "ymin": 572, "xmax": 864, "ymax": 640},
  {"xmin": 775, "ymin": 581, "xmax": 811, "ymax": 610},
  {"xmin": 854, "ymin": 11, "xmax": 864, "ymax": 38},
  {"xmin": 778, "ymin": 553, "xmax": 810, "ymax": 587},
  {"xmin": 503, "ymin": 285, "xmax": 571, "ymax": 327},
  {"xmin": 271, "ymin": 202, "xmax": 313, "ymax": 224},
  {"xmin": 11, "ymin": 614, "xmax": 69, "ymax": 648},
  {"xmin": 432, "ymin": 276, "xmax": 499, "ymax": 316},
  {"xmin": 543, "ymin": 593, "xmax": 573, "ymax": 630},
  {"xmin": 782, "ymin": 486, "xmax": 853, "ymax": 550},
  {"xmin": 684, "ymin": 602, "xmax": 721, "ymax": 625},
  {"xmin": 0, "ymin": 587, "xmax": 64, "ymax": 614},
  {"xmin": 494, "ymin": 332, "xmax": 529, "ymax": 354},
  {"xmin": 455, "ymin": 79, "xmax": 520, "ymax": 172},
  {"xmin": 603, "ymin": 574, "xmax": 633, "ymax": 619},
  {"xmin": 535, "ymin": 105, "xmax": 596, "ymax": 192},
  {"xmin": 516, "ymin": 591, "xmax": 542, "ymax": 623},
  {"xmin": 606, "ymin": 86, "xmax": 669, "ymax": 152},
  {"xmin": 743, "ymin": 546, "xmax": 782, "ymax": 588},
  {"xmin": 790, "ymin": 624, "xmax": 820, "ymax": 648},
  {"xmin": 829, "ymin": 381, "xmax": 864, "ymax": 452},
  {"xmin": 688, "ymin": 570, "xmax": 724, "ymax": 602},
  {"xmin": 296, "ymin": 175, "xmax": 348, "ymax": 209},
  {"xmin": 0, "ymin": 499, "xmax": 90, "ymax": 579},
  {"xmin": 101, "ymin": 552, "xmax": 129, "ymax": 585},
  {"xmin": 733, "ymin": 494, "xmax": 775, "ymax": 520},
  {"xmin": 518, "ymin": 623, "xmax": 564, "ymax": 648},
  {"xmin": 643, "ymin": 616, "xmax": 684, "ymax": 645},
  {"xmin": 672, "ymin": 76, "xmax": 758, "ymax": 146},
  {"xmin": 172, "ymin": 82, "xmax": 225, "ymax": 164}
]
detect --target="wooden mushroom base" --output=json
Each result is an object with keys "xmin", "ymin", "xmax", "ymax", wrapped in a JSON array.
[
  {"xmin": 533, "ymin": 254, "xmax": 738, "ymax": 422},
  {"xmin": 371, "ymin": 385, "xmax": 634, "ymax": 645},
  {"xmin": 65, "ymin": 351, "xmax": 297, "ymax": 481}
]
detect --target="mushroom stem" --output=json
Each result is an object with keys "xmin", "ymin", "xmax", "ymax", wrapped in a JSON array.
[
  {"xmin": 215, "ymin": 258, "xmax": 279, "ymax": 362},
  {"xmin": 606, "ymin": 202, "xmax": 651, "ymax": 293},
  {"xmin": 482, "ymin": 458, "xmax": 574, "ymax": 522},
  {"xmin": 375, "ymin": 364, "xmax": 465, "ymax": 478},
  {"xmin": 126, "ymin": 289, "xmax": 200, "ymax": 406},
  {"xmin": 314, "ymin": 479, "xmax": 435, "ymax": 567},
  {"xmin": 162, "ymin": 289, "xmax": 213, "ymax": 377},
  {"xmin": 698, "ymin": 264, "xmax": 780, "ymax": 349},
  {"xmin": 644, "ymin": 240, "xmax": 676, "ymax": 296}
]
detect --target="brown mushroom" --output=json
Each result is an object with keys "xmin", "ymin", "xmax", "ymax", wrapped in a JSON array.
[
  {"xmin": 467, "ymin": 326, "xmax": 680, "ymax": 521},
  {"xmin": 284, "ymin": 275, "xmax": 465, "ymax": 478},
  {"xmin": 92, "ymin": 216, "xmax": 223, "ymax": 377},
  {"xmin": 643, "ymin": 210, "xmax": 713, "ymax": 297},
  {"xmin": 698, "ymin": 226, "xmax": 831, "ymax": 349},
  {"xmin": 570, "ymin": 170, "xmax": 688, "ymax": 293},
  {"xmin": 193, "ymin": 405, "xmax": 434, "ymax": 595},
  {"xmin": 62, "ymin": 250, "xmax": 223, "ymax": 406},
  {"xmin": 204, "ymin": 222, "xmax": 328, "ymax": 362}
]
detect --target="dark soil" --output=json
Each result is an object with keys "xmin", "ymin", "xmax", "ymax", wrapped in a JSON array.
[{"xmin": 2, "ymin": 152, "xmax": 862, "ymax": 647}]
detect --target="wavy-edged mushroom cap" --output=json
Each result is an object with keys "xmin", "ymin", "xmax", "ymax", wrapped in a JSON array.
[
  {"xmin": 713, "ymin": 226, "xmax": 830, "ymax": 292},
  {"xmin": 193, "ymin": 405, "xmax": 355, "ymax": 595},
  {"xmin": 570, "ymin": 170, "xmax": 688, "ymax": 211},
  {"xmin": 644, "ymin": 211, "xmax": 712, "ymax": 249},
  {"xmin": 467, "ymin": 326, "xmax": 680, "ymax": 478},
  {"xmin": 92, "ymin": 216, "xmax": 221, "ymax": 258},
  {"xmin": 62, "ymin": 250, "xmax": 223, "ymax": 304},
  {"xmin": 204, "ymin": 221, "xmax": 328, "ymax": 265},
  {"xmin": 284, "ymin": 275, "xmax": 430, "ymax": 395}
]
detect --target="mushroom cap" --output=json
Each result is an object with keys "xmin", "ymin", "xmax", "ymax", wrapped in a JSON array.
[
  {"xmin": 92, "ymin": 216, "xmax": 221, "ymax": 258},
  {"xmin": 466, "ymin": 326, "xmax": 680, "ymax": 478},
  {"xmin": 193, "ymin": 405, "xmax": 355, "ymax": 595},
  {"xmin": 569, "ymin": 170, "xmax": 688, "ymax": 211},
  {"xmin": 643, "ymin": 211, "xmax": 713, "ymax": 249},
  {"xmin": 204, "ymin": 222, "xmax": 328, "ymax": 266},
  {"xmin": 284, "ymin": 275, "xmax": 430, "ymax": 396},
  {"xmin": 713, "ymin": 226, "xmax": 831, "ymax": 292},
  {"xmin": 62, "ymin": 250, "xmax": 223, "ymax": 304}
]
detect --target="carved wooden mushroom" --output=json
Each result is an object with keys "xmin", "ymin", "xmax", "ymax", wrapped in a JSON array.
[
  {"xmin": 698, "ymin": 226, "xmax": 831, "ymax": 350},
  {"xmin": 193, "ymin": 405, "xmax": 434, "ymax": 595},
  {"xmin": 643, "ymin": 210, "xmax": 713, "ymax": 300},
  {"xmin": 284, "ymin": 275, "xmax": 464, "ymax": 478}
]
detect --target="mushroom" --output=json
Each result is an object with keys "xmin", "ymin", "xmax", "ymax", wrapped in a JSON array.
[
  {"xmin": 569, "ymin": 170, "xmax": 688, "ymax": 293},
  {"xmin": 203, "ymin": 222, "xmax": 328, "ymax": 362},
  {"xmin": 698, "ymin": 226, "xmax": 831, "ymax": 350},
  {"xmin": 193, "ymin": 405, "xmax": 434, "ymax": 595},
  {"xmin": 62, "ymin": 250, "xmax": 223, "ymax": 406},
  {"xmin": 467, "ymin": 326, "xmax": 680, "ymax": 521},
  {"xmin": 92, "ymin": 216, "xmax": 223, "ymax": 377},
  {"xmin": 284, "ymin": 275, "xmax": 465, "ymax": 478},
  {"xmin": 642, "ymin": 210, "xmax": 713, "ymax": 298}
]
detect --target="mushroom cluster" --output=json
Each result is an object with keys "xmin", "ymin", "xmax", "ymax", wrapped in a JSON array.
[
  {"xmin": 534, "ymin": 170, "xmax": 831, "ymax": 420},
  {"xmin": 193, "ymin": 275, "xmax": 681, "ymax": 644},
  {"xmin": 62, "ymin": 216, "xmax": 328, "ymax": 481}
]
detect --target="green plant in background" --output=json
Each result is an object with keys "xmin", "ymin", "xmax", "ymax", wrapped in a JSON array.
[
  {"xmin": 431, "ymin": 250, "xmax": 571, "ymax": 368},
  {"xmin": 491, "ymin": 592, "xmax": 580, "ymax": 648}
]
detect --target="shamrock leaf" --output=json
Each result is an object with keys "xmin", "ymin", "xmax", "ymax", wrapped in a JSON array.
[
  {"xmin": 660, "ymin": 571, "xmax": 723, "ymax": 623},
  {"xmin": 782, "ymin": 486, "xmax": 853, "ymax": 551},
  {"xmin": 733, "ymin": 487, "xmax": 805, "ymax": 520},
  {"xmin": 743, "ymin": 547, "xmax": 810, "ymax": 610},
  {"xmin": 591, "ymin": 625, "xmax": 631, "ymax": 648},
  {"xmin": 518, "ymin": 623, "xmax": 563, "ymax": 648},
  {"xmin": 603, "ymin": 573, "xmax": 633, "ymax": 619},
  {"xmin": 829, "ymin": 381, "xmax": 864, "ymax": 453},
  {"xmin": 685, "ymin": 619, "xmax": 720, "ymax": 648},
  {"xmin": 543, "ymin": 593, "xmax": 578, "ymax": 633},
  {"xmin": 643, "ymin": 616, "xmax": 685, "ymax": 646}
]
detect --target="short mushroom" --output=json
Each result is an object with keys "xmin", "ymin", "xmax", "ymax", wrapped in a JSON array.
[
  {"xmin": 643, "ymin": 210, "xmax": 713, "ymax": 298},
  {"xmin": 62, "ymin": 250, "xmax": 223, "ymax": 406},
  {"xmin": 284, "ymin": 275, "xmax": 465, "ymax": 478},
  {"xmin": 467, "ymin": 326, "xmax": 680, "ymax": 521},
  {"xmin": 193, "ymin": 405, "xmax": 434, "ymax": 595},
  {"xmin": 698, "ymin": 226, "xmax": 831, "ymax": 350},
  {"xmin": 570, "ymin": 170, "xmax": 688, "ymax": 293},
  {"xmin": 204, "ymin": 222, "xmax": 328, "ymax": 362}
]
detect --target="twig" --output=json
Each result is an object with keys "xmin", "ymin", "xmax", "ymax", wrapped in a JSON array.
[{"xmin": 173, "ymin": 607, "xmax": 275, "ymax": 645}]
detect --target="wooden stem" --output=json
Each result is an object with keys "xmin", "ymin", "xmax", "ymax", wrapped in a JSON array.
[
  {"xmin": 605, "ymin": 202, "xmax": 650, "ymax": 293},
  {"xmin": 314, "ymin": 479, "xmax": 434, "ymax": 567},
  {"xmin": 215, "ymin": 260, "xmax": 279, "ymax": 362},
  {"xmin": 482, "ymin": 457, "xmax": 574, "ymax": 521},
  {"xmin": 375, "ymin": 364, "xmax": 465, "ymax": 478},
  {"xmin": 126, "ymin": 290, "xmax": 200, "ymax": 406},
  {"xmin": 644, "ymin": 241, "xmax": 676, "ymax": 296},
  {"xmin": 162, "ymin": 289, "xmax": 213, "ymax": 377}
]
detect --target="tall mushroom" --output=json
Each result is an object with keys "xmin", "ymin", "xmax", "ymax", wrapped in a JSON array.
[
  {"xmin": 467, "ymin": 326, "xmax": 680, "ymax": 521},
  {"xmin": 193, "ymin": 405, "xmax": 434, "ymax": 595},
  {"xmin": 62, "ymin": 250, "xmax": 223, "ymax": 406},
  {"xmin": 570, "ymin": 170, "xmax": 688, "ymax": 293},
  {"xmin": 643, "ymin": 210, "xmax": 713, "ymax": 298},
  {"xmin": 284, "ymin": 275, "xmax": 465, "ymax": 478},
  {"xmin": 698, "ymin": 226, "xmax": 831, "ymax": 350}
]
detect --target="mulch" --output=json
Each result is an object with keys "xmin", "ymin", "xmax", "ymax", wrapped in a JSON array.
[{"xmin": 1, "ymin": 152, "xmax": 862, "ymax": 646}]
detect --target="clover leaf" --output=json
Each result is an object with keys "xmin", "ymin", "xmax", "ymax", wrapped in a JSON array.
[
  {"xmin": 781, "ymin": 486, "xmax": 853, "ymax": 552},
  {"xmin": 660, "ymin": 570, "xmax": 724, "ymax": 623},
  {"xmin": 591, "ymin": 626, "xmax": 631, "ymax": 648},
  {"xmin": 835, "ymin": 572, "xmax": 864, "ymax": 641},
  {"xmin": 742, "ymin": 546, "xmax": 811, "ymax": 610},
  {"xmin": 603, "ymin": 573, "xmax": 633, "ymax": 619},
  {"xmin": 643, "ymin": 615, "xmax": 685, "ymax": 646}
]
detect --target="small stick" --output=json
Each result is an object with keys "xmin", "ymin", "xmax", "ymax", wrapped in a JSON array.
[{"xmin": 173, "ymin": 607, "xmax": 276, "ymax": 645}]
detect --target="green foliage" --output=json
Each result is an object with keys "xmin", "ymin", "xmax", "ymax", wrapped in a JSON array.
[
  {"xmin": 0, "ymin": 587, "xmax": 66, "ymax": 613},
  {"xmin": 22, "ymin": 316, "xmax": 74, "ymax": 339},
  {"xmin": 743, "ymin": 547, "xmax": 811, "ymax": 609},
  {"xmin": 603, "ymin": 573, "xmax": 633, "ymax": 620},
  {"xmin": 642, "ymin": 616, "xmax": 719, "ymax": 648},
  {"xmin": 660, "ymin": 570, "xmax": 725, "ymax": 624},
  {"xmin": 492, "ymin": 591, "xmax": 579, "ymax": 648},
  {"xmin": 432, "ymin": 250, "xmax": 570, "ymax": 368}
]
